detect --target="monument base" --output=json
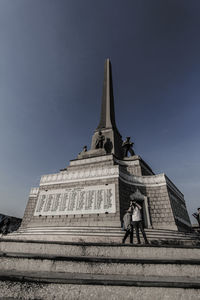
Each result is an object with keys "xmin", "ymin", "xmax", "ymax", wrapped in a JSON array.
[{"xmin": 20, "ymin": 154, "xmax": 191, "ymax": 237}]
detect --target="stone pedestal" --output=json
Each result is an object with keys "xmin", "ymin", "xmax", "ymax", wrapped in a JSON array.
[
  {"xmin": 20, "ymin": 154, "xmax": 191, "ymax": 241},
  {"xmin": 78, "ymin": 148, "xmax": 107, "ymax": 159}
]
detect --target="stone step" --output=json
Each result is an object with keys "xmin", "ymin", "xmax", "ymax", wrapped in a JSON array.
[
  {"xmin": 1, "ymin": 240, "xmax": 200, "ymax": 299},
  {"xmin": 13, "ymin": 227, "xmax": 200, "ymax": 240},
  {"xmin": 3, "ymin": 236, "xmax": 199, "ymax": 246},
  {"xmin": 0, "ymin": 270, "xmax": 200, "ymax": 288},
  {"xmin": 16, "ymin": 226, "xmax": 196, "ymax": 236},
  {"xmin": 1, "ymin": 239, "xmax": 200, "ymax": 260},
  {"xmin": 0, "ymin": 271, "xmax": 200, "ymax": 300},
  {"xmin": 13, "ymin": 231, "xmax": 197, "ymax": 240},
  {"xmin": 0, "ymin": 252, "xmax": 200, "ymax": 278},
  {"xmin": 15, "ymin": 231, "xmax": 196, "ymax": 240},
  {"xmin": 8, "ymin": 230, "xmax": 199, "ymax": 245}
]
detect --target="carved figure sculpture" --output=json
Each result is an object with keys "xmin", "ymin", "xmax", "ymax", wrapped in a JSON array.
[
  {"xmin": 95, "ymin": 131, "xmax": 105, "ymax": 149},
  {"xmin": 104, "ymin": 138, "xmax": 113, "ymax": 154},
  {"xmin": 78, "ymin": 145, "xmax": 87, "ymax": 155},
  {"xmin": 83, "ymin": 145, "xmax": 87, "ymax": 152},
  {"xmin": 122, "ymin": 137, "xmax": 135, "ymax": 157}
]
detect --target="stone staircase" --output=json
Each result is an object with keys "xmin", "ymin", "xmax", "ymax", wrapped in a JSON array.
[
  {"xmin": 7, "ymin": 225, "xmax": 200, "ymax": 245},
  {"xmin": 0, "ymin": 238, "xmax": 200, "ymax": 299}
]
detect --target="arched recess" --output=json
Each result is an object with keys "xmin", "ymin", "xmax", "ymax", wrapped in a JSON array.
[{"xmin": 130, "ymin": 189, "xmax": 152, "ymax": 228}]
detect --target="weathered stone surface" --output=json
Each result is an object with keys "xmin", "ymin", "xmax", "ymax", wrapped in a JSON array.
[
  {"xmin": 0, "ymin": 273, "xmax": 200, "ymax": 300},
  {"xmin": 0, "ymin": 280, "xmax": 199, "ymax": 300},
  {"xmin": 1, "ymin": 239, "xmax": 200, "ymax": 259},
  {"xmin": 1, "ymin": 239, "xmax": 200, "ymax": 299},
  {"xmin": 1, "ymin": 252, "xmax": 200, "ymax": 278}
]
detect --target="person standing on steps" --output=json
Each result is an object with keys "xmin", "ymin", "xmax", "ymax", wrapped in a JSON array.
[
  {"xmin": 130, "ymin": 197, "xmax": 149, "ymax": 245},
  {"xmin": 192, "ymin": 208, "xmax": 200, "ymax": 227},
  {"xmin": 122, "ymin": 209, "xmax": 133, "ymax": 244}
]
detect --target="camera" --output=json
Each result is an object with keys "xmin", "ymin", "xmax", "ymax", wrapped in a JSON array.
[{"xmin": 130, "ymin": 200, "xmax": 136, "ymax": 207}]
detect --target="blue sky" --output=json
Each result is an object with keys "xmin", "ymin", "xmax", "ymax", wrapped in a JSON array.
[{"xmin": 0, "ymin": 0, "xmax": 200, "ymax": 222}]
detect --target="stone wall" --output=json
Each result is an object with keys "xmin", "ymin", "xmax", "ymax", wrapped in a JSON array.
[
  {"xmin": 119, "ymin": 178, "xmax": 177, "ymax": 230},
  {"xmin": 167, "ymin": 186, "xmax": 191, "ymax": 232},
  {"xmin": 146, "ymin": 185, "xmax": 177, "ymax": 230},
  {"xmin": 21, "ymin": 196, "xmax": 37, "ymax": 228}
]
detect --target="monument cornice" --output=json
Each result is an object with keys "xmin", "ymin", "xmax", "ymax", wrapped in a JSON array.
[
  {"xmin": 114, "ymin": 156, "xmax": 154, "ymax": 174},
  {"xmin": 119, "ymin": 171, "xmax": 167, "ymax": 187},
  {"xmin": 39, "ymin": 166, "xmax": 119, "ymax": 186},
  {"xmin": 33, "ymin": 166, "xmax": 184, "ymax": 202},
  {"xmin": 39, "ymin": 166, "xmax": 168, "ymax": 189}
]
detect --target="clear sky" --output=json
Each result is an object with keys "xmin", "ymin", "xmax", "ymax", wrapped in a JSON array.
[{"xmin": 0, "ymin": 0, "xmax": 200, "ymax": 222}]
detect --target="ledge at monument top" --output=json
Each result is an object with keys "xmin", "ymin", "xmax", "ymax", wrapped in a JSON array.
[{"xmin": 70, "ymin": 154, "xmax": 141, "ymax": 166}]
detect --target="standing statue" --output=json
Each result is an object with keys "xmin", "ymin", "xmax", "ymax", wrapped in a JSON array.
[
  {"xmin": 82, "ymin": 145, "xmax": 87, "ymax": 152},
  {"xmin": 122, "ymin": 137, "xmax": 135, "ymax": 157},
  {"xmin": 95, "ymin": 131, "xmax": 105, "ymax": 149},
  {"xmin": 78, "ymin": 145, "xmax": 87, "ymax": 155}
]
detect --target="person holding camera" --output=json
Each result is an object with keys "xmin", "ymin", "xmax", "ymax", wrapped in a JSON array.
[
  {"xmin": 192, "ymin": 208, "xmax": 200, "ymax": 227},
  {"xmin": 129, "ymin": 198, "xmax": 149, "ymax": 245}
]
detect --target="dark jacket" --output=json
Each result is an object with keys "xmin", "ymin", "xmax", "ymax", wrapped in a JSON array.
[
  {"xmin": 123, "ymin": 212, "xmax": 132, "ymax": 230},
  {"xmin": 193, "ymin": 212, "xmax": 200, "ymax": 226}
]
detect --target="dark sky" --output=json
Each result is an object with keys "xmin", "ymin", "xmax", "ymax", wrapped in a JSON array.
[{"xmin": 0, "ymin": 0, "xmax": 200, "ymax": 221}]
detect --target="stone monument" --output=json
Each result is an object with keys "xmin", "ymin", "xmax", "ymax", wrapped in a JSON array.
[
  {"xmin": 1, "ymin": 59, "xmax": 199, "ymax": 299},
  {"xmin": 19, "ymin": 59, "xmax": 191, "ymax": 242}
]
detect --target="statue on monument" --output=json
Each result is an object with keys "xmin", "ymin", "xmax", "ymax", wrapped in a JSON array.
[
  {"xmin": 95, "ymin": 131, "xmax": 105, "ymax": 149},
  {"xmin": 82, "ymin": 145, "xmax": 87, "ymax": 152},
  {"xmin": 104, "ymin": 138, "xmax": 113, "ymax": 154},
  {"xmin": 78, "ymin": 145, "xmax": 88, "ymax": 156},
  {"xmin": 122, "ymin": 137, "xmax": 135, "ymax": 157}
]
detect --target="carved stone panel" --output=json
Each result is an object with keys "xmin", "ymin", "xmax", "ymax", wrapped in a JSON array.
[{"xmin": 34, "ymin": 184, "xmax": 116, "ymax": 216}]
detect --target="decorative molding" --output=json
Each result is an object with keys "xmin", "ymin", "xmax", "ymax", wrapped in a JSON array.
[
  {"xmin": 114, "ymin": 157, "xmax": 140, "ymax": 166},
  {"xmin": 40, "ymin": 166, "xmax": 119, "ymax": 186},
  {"xmin": 119, "ymin": 171, "xmax": 166, "ymax": 187},
  {"xmin": 39, "ymin": 164, "xmax": 169, "ymax": 189},
  {"xmin": 39, "ymin": 163, "xmax": 182, "ymax": 196},
  {"xmin": 29, "ymin": 188, "xmax": 39, "ymax": 197}
]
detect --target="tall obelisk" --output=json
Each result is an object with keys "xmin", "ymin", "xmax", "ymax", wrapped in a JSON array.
[{"xmin": 91, "ymin": 59, "xmax": 123, "ymax": 158}]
